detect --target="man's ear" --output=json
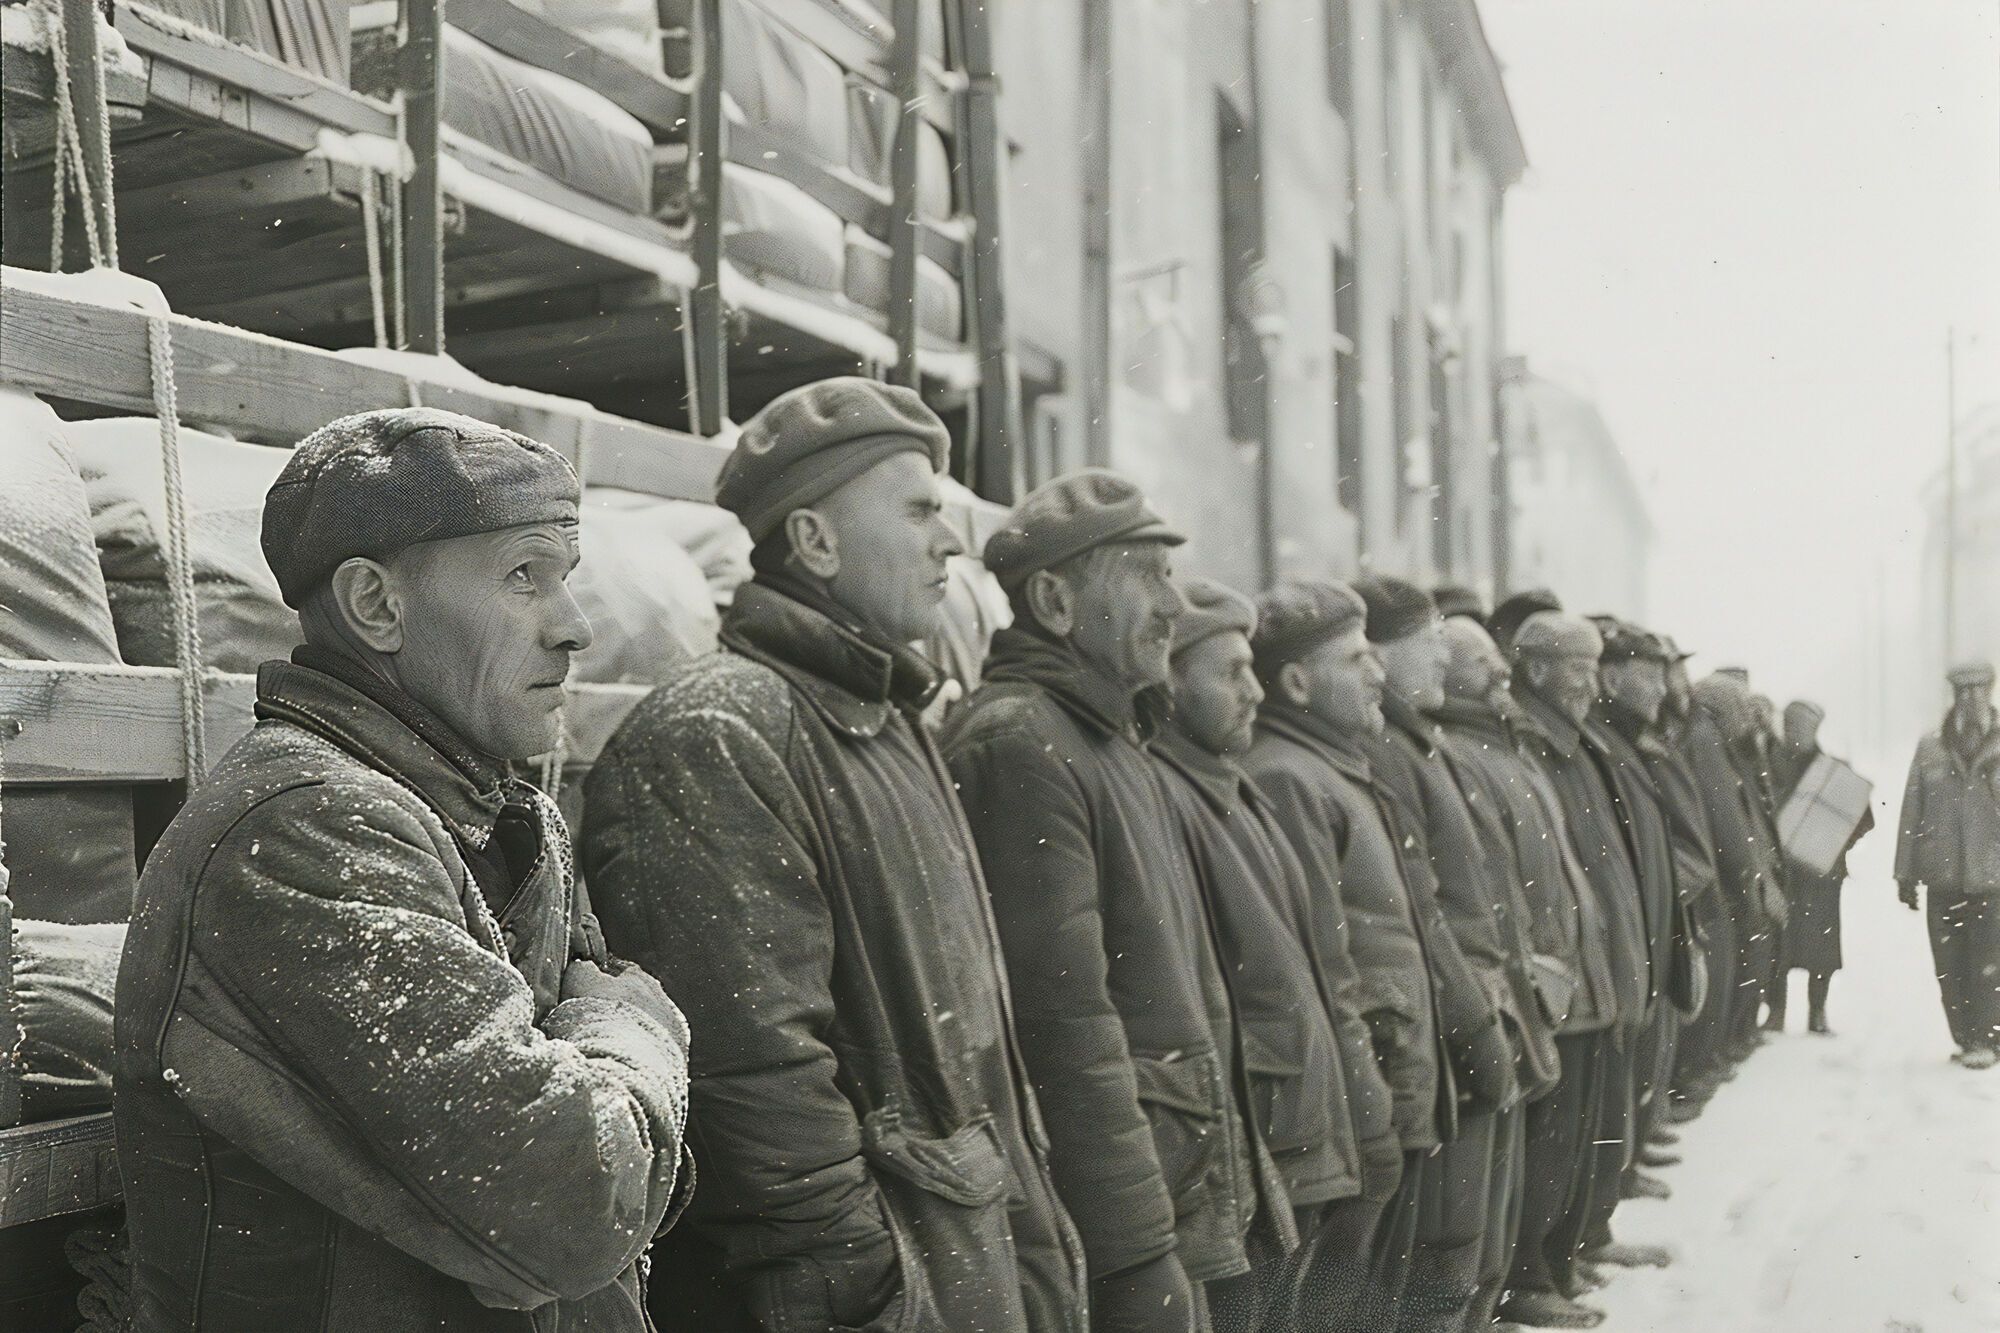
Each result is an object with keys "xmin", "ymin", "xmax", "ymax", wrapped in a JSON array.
[
  {"xmin": 1279, "ymin": 659, "xmax": 1311, "ymax": 709},
  {"xmin": 327, "ymin": 557, "xmax": 403, "ymax": 653},
  {"xmin": 1023, "ymin": 568, "xmax": 1076, "ymax": 638},
  {"xmin": 783, "ymin": 507, "xmax": 840, "ymax": 581}
]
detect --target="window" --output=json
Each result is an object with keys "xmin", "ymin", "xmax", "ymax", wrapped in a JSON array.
[
  {"xmin": 1325, "ymin": 0, "xmax": 1353, "ymax": 122},
  {"xmin": 1333, "ymin": 247, "xmax": 1364, "ymax": 547},
  {"xmin": 1217, "ymin": 94, "xmax": 1267, "ymax": 445}
]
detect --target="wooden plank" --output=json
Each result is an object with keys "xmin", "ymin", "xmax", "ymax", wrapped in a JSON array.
[
  {"xmin": 0, "ymin": 662, "xmax": 651, "ymax": 783},
  {"xmin": 0, "ymin": 1113, "xmax": 120, "ymax": 1228},
  {"xmin": 400, "ymin": 0, "xmax": 446, "ymax": 352},
  {"xmin": 446, "ymin": 0, "xmax": 688, "ymax": 137},
  {"xmin": 0, "ymin": 274, "xmax": 725, "ymax": 502},
  {"xmin": 113, "ymin": 3, "xmax": 397, "ymax": 142},
  {"xmin": 955, "ymin": 0, "xmax": 1021, "ymax": 500},
  {"xmin": 59, "ymin": 0, "xmax": 118, "ymax": 268},
  {"xmin": 680, "ymin": 0, "xmax": 728, "ymax": 435},
  {"xmin": 885, "ymin": 0, "xmax": 921, "ymax": 387}
]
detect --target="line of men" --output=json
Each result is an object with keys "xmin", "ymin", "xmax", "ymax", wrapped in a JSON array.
[{"xmin": 111, "ymin": 379, "xmax": 1826, "ymax": 1331}]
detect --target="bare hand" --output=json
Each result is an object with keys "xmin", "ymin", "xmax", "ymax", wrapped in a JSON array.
[{"xmin": 561, "ymin": 958, "xmax": 683, "ymax": 1035}]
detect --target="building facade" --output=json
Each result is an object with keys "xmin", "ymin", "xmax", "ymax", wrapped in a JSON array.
[
  {"xmin": 1499, "ymin": 362, "xmax": 1654, "ymax": 620},
  {"xmin": 1919, "ymin": 402, "xmax": 2000, "ymax": 695},
  {"xmin": 990, "ymin": 0, "xmax": 1524, "ymax": 594}
]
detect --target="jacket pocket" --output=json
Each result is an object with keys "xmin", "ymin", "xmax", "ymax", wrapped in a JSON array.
[
  {"xmin": 1130, "ymin": 1050, "xmax": 1225, "ymax": 1217},
  {"xmin": 860, "ymin": 1111, "xmax": 1025, "ymax": 1333},
  {"xmin": 1240, "ymin": 1016, "xmax": 1321, "ymax": 1157}
]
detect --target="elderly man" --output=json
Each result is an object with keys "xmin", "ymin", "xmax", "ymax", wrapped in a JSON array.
[
  {"xmin": 583, "ymin": 379, "xmax": 1085, "ymax": 1331},
  {"xmin": 946, "ymin": 471, "xmax": 1279, "ymax": 1331},
  {"xmin": 1348, "ymin": 577, "xmax": 1526, "ymax": 1333},
  {"xmin": 1429, "ymin": 615, "xmax": 1607, "ymax": 1327},
  {"xmin": 1897, "ymin": 660, "xmax": 2000, "ymax": 1068},
  {"xmin": 1242, "ymin": 580, "xmax": 1505, "ymax": 1331},
  {"xmin": 1151, "ymin": 577, "xmax": 1396, "ymax": 1331},
  {"xmin": 1501, "ymin": 612, "xmax": 1659, "ymax": 1325},
  {"xmin": 114, "ymin": 409, "xmax": 693, "ymax": 1331},
  {"xmin": 1766, "ymin": 701, "xmax": 1874, "ymax": 1036}
]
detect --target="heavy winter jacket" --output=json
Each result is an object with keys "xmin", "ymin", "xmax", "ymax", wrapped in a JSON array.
[
  {"xmin": 1591, "ymin": 702, "xmax": 1684, "ymax": 1013},
  {"xmin": 582, "ymin": 583, "xmax": 1088, "ymax": 1332},
  {"xmin": 944, "ymin": 628, "xmax": 1266, "ymax": 1285},
  {"xmin": 1896, "ymin": 717, "xmax": 2000, "ymax": 895},
  {"xmin": 1150, "ymin": 728, "xmax": 1369, "ymax": 1208},
  {"xmin": 1426, "ymin": 699, "xmax": 1568, "ymax": 1091},
  {"xmin": 1244, "ymin": 706, "xmax": 1495, "ymax": 1151},
  {"xmin": 115, "ymin": 652, "xmax": 692, "ymax": 1333},
  {"xmin": 1684, "ymin": 706, "xmax": 1784, "ymax": 924},
  {"xmin": 1511, "ymin": 687, "xmax": 1650, "ymax": 1034},
  {"xmin": 1367, "ymin": 696, "xmax": 1543, "ymax": 1089},
  {"xmin": 1470, "ymin": 700, "xmax": 1622, "ymax": 1035},
  {"xmin": 1637, "ymin": 722, "xmax": 1723, "ymax": 909}
]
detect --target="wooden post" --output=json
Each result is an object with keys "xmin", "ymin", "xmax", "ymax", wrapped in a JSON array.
[
  {"xmin": 957, "ymin": 0, "xmax": 1022, "ymax": 502},
  {"xmin": 398, "ymin": 0, "xmax": 446, "ymax": 352},
  {"xmin": 886, "ymin": 0, "xmax": 922, "ymax": 389},
  {"xmin": 59, "ymin": 0, "xmax": 117, "ymax": 269},
  {"xmin": 680, "ymin": 0, "xmax": 729, "ymax": 435},
  {"xmin": 1078, "ymin": 0, "xmax": 1112, "ymax": 469}
]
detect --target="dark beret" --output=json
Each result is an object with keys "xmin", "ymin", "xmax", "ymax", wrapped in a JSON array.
[
  {"xmin": 1353, "ymin": 575, "xmax": 1439, "ymax": 644},
  {"xmin": 1172, "ymin": 575, "xmax": 1257, "ymax": 657},
  {"xmin": 1488, "ymin": 588, "xmax": 1563, "ymax": 653},
  {"xmin": 262, "ymin": 408, "xmax": 579, "ymax": 608},
  {"xmin": 1431, "ymin": 584, "xmax": 1485, "ymax": 622},
  {"xmin": 1596, "ymin": 617, "xmax": 1670, "ymax": 665},
  {"xmin": 983, "ymin": 468, "xmax": 1183, "ymax": 591},
  {"xmin": 717, "ymin": 376, "xmax": 950, "ymax": 539},
  {"xmin": 1251, "ymin": 578, "xmax": 1366, "ymax": 678}
]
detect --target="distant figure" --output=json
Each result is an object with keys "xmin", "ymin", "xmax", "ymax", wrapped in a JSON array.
[
  {"xmin": 1766, "ymin": 702, "xmax": 1874, "ymax": 1035},
  {"xmin": 1896, "ymin": 661, "xmax": 2000, "ymax": 1069}
]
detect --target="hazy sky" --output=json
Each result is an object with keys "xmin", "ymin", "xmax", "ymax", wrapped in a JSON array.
[{"xmin": 1480, "ymin": 0, "xmax": 2000, "ymax": 760}]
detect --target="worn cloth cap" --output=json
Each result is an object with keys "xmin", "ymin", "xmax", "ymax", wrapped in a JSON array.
[
  {"xmin": 1251, "ymin": 578, "xmax": 1367, "ymax": 678},
  {"xmin": 1512, "ymin": 611, "xmax": 1603, "ymax": 663},
  {"xmin": 262, "ymin": 408, "xmax": 579, "ymax": 608},
  {"xmin": 1354, "ymin": 575, "xmax": 1439, "ymax": 644},
  {"xmin": 1489, "ymin": 588, "xmax": 1563, "ymax": 652},
  {"xmin": 983, "ymin": 468, "xmax": 1183, "ymax": 591},
  {"xmin": 1784, "ymin": 700, "xmax": 1826, "ymax": 728},
  {"xmin": 1596, "ymin": 617, "xmax": 1671, "ymax": 665},
  {"xmin": 1173, "ymin": 575, "xmax": 1257, "ymax": 657},
  {"xmin": 1947, "ymin": 659, "xmax": 1996, "ymax": 689},
  {"xmin": 1432, "ymin": 584, "xmax": 1485, "ymax": 622},
  {"xmin": 1657, "ymin": 633, "xmax": 1696, "ymax": 663},
  {"xmin": 717, "ymin": 377, "xmax": 950, "ymax": 539}
]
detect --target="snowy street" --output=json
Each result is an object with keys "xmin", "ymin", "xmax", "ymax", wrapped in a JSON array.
[{"xmin": 1582, "ymin": 835, "xmax": 2000, "ymax": 1333}]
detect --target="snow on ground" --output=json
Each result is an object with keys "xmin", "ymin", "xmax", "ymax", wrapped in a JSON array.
[{"xmin": 1587, "ymin": 834, "xmax": 2000, "ymax": 1333}]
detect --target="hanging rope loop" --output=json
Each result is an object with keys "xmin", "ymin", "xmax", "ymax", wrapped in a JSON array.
[{"xmin": 147, "ymin": 316, "xmax": 208, "ymax": 786}]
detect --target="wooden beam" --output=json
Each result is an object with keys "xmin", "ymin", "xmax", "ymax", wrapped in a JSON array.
[
  {"xmin": 58, "ymin": 0, "xmax": 118, "ymax": 269},
  {"xmin": 680, "ymin": 0, "xmax": 728, "ymax": 435},
  {"xmin": 957, "ymin": 0, "xmax": 1022, "ymax": 500},
  {"xmin": 399, "ymin": 0, "xmax": 446, "ymax": 352},
  {"xmin": 0, "ymin": 662, "xmax": 651, "ymax": 784},
  {"xmin": 0, "ymin": 273, "xmax": 728, "ymax": 502},
  {"xmin": 885, "ymin": 0, "xmax": 922, "ymax": 388}
]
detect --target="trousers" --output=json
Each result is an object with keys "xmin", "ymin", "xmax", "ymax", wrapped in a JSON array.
[
  {"xmin": 1394, "ymin": 1108, "xmax": 1498, "ymax": 1333},
  {"xmin": 1928, "ymin": 890, "xmax": 2000, "ymax": 1053},
  {"xmin": 1507, "ymin": 1031, "xmax": 1608, "ymax": 1297}
]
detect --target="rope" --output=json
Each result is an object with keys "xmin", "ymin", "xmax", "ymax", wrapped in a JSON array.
[
  {"xmin": 41, "ymin": 0, "xmax": 118, "ymax": 272},
  {"xmin": 148, "ymin": 316, "xmax": 208, "ymax": 785},
  {"xmin": 361, "ymin": 171, "xmax": 389, "ymax": 349}
]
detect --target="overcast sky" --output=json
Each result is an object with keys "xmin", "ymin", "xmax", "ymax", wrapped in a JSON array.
[{"xmin": 1480, "ymin": 0, "xmax": 2000, "ymax": 762}]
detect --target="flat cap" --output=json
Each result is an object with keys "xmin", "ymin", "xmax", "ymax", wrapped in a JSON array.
[
  {"xmin": 1947, "ymin": 659, "xmax": 1995, "ymax": 689},
  {"xmin": 1173, "ymin": 575, "xmax": 1257, "ymax": 657},
  {"xmin": 1596, "ymin": 617, "xmax": 1670, "ymax": 665},
  {"xmin": 1489, "ymin": 588, "xmax": 1563, "ymax": 653},
  {"xmin": 1512, "ymin": 611, "xmax": 1603, "ymax": 662},
  {"xmin": 1657, "ymin": 633, "xmax": 1696, "ymax": 663},
  {"xmin": 717, "ymin": 376, "xmax": 950, "ymax": 539},
  {"xmin": 983, "ymin": 468, "xmax": 1183, "ymax": 591},
  {"xmin": 1354, "ymin": 575, "xmax": 1439, "ymax": 644},
  {"xmin": 1252, "ymin": 578, "xmax": 1367, "ymax": 678},
  {"xmin": 262, "ymin": 408, "xmax": 579, "ymax": 608},
  {"xmin": 1432, "ymin": 584, "xmax": 1486, "ymax": 622},
  {"xmin": 1784, "ymin": 700, "xmax": 1826, "ymax": 727}
]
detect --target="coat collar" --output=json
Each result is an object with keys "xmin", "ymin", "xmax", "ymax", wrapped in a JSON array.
[
  {"xmin": 257, "ymin": 649, "xmax": 508, "ymax": 849},
  {"xmin": 1381, "ymin": 693, "xmax": 1441, "ymax": 756},
  {"xmin": 981, "ymin": 625, "xmax": 1164, "ymax": 742},
  {"xmin": 1152, "ymin": 727, "xmax": 1249, "ymax": 816},
  {"xmin": 1429, "ymin": 696, "xmax": 1512, "ymax": 746},
  {"xmin": 1257, "ymin": 703, "xmax": 1373, "ymax": 784},
  {"xmin": 721, "ymin": 580, "xmax": 943, "ymax": 739},
  {"xmin": 1514, "ymin": 685, "xmax": 1582, "ymax": 759}
]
